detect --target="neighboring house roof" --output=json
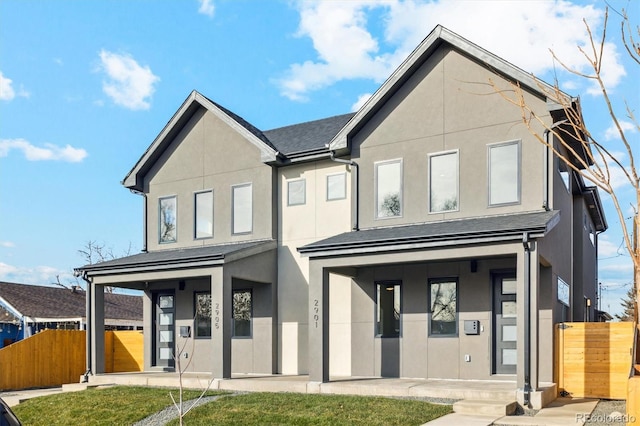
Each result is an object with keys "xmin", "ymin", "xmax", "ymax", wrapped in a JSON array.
[
  {"xmin": 264, "ymin": 113, "xmax": 355, "ymax": 160},
  {"xmin": 299, "ymin": 211, "xmax": 559, "ymax": 257},
  {"xmin": 122, "ymin": 91, "xmax": 280, "ymax": 192},
  {"xmin": 0, "ymin": 281, "xmax": 142, "ymax": 324},
  {"xmin": 78, "ymin": 240, "xmax": 277, "ymax": 276}
]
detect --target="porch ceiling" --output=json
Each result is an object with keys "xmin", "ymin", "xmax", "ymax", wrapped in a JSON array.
[{"xmin": 298, "ymin": 210, "xmax": 559, "ymax": 257}]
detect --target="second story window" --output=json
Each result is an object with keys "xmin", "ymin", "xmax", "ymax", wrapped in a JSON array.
[
  {"xmin": 232, "ymin": 183, "xmax": 252, "ymax": 235},
  {"xmin": 194, "ymin": 190, "xmax": 213, "ymax": 239},
  {"xmin": 429, "ymin": 151, "xmax": 459, "ymax": 213},
  {"xmin": 488, "ymin": 141, "xmax": 520, "ymax": 206},
  {"xmin": 159, "ymin": 196, "xmax": 177, "ymax": 244},
  {"xmin": 375, "ymin": 159, "xmax": 402, "ymax": 219},
  {"xmin": 326, "ymin": 172, "xmax": 346, "ymax": 201},
  {"xmin": 287, "ymin": 179, "xmax": 306, "ymax": 206}
]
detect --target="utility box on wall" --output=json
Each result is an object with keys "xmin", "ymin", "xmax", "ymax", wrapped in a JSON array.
[{"xmin": 464, "ymin": 320, "xmax": 480, "ymax": 335}]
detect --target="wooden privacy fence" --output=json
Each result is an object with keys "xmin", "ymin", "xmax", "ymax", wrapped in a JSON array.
[
  {"xmin": 555, "ymin": 322, "xmax": 634, "ymax": 399},
  {"xmin": 0, "ymin": 329, "xmax": 143, "ymax": 391}
]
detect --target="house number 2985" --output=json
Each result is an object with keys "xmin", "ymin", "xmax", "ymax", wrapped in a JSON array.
[{"xmin": 313, "ymin": 299, "xmax": 319, "ymax": 328}]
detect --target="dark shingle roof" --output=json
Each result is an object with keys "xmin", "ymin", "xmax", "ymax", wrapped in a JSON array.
[
  {"xmin": 299, "ymin": 211, "xmax": 559, "ymax": 255},
  {"xmin": 0, "ymin": 281, "xmax": 142, "ymax": 321},
  {"xmin": 78, "ymin": 240, "xmax": 274, "ymax": 273},
  {"xmin": 264, "ymin": 113, "xmax": 355, "ymax": 156}
]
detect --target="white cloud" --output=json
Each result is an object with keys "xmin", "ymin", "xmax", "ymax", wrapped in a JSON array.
[
  {"xmin": 604, "ymin": 120, "xmax": 638, "ymax": 141},
  {"xmin": 0, "ymin": 71, "xmax": 15, "ymax": 100},
  {"xmin": 198, "ymin": 0, "xmax": 215, "ymax": 17},
  {"xmin": 98, "ymin": 50, "xmax": 160, "ymax": 110},
  {"xmin": 278, "ymin": 0, "xmax": 625, "ymax": 102},
  {"xmin": 0, "ymin": 262, "xmax": 74, "ymax": 286},
  {"xmin": 0, "ymin": 241, "xmax": 15, "ymax": 248},
  {"xmin": 352, "ymin": 93, "xmax": 373, "ymax": 111},
  {"xmin": 0, "ymin": 138, "xmax": 88, "ymax": 162}
]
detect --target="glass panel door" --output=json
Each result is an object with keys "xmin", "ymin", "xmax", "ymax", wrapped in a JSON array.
[
  {"xmin": 154, "ymin": 292, "xmax": 175, "ymax": 368},
  {"xmin": 493, "ymin": 273, "xmax": 517, "ymax": 374}
]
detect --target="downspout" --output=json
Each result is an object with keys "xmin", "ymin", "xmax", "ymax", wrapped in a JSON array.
[
  {"xmin": 543, "ymin": 129, "xmax": 550, "ymax": 211},
  {"xmin": 75, "ymin": 270, "xmax": 92, "ymax": 382},
  {"xmin": 522, "ymin": 232, "xmax": 532, "ymax": 406},
  {"xmin": 329, "ymin": 151, "xmax": 359, "ymax": 231},
  {"xmin": 130, "ymin": 189, "xmax": 148, "ymax": 252}
]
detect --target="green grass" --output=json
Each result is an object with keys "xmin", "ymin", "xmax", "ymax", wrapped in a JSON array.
[
  {"xmin": 11, "ymin": 386, "xmax": 224, "ymax": 426},
  {"xmin": 12, "ymin": 386, "xmax": 452, "ymax": 426}
]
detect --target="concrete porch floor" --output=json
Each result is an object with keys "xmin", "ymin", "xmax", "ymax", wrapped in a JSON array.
[{"xmin": 86, "ymin": 372, "xmax": 555, "ymax": 403}]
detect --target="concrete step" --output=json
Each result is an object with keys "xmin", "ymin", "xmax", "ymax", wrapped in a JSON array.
[{"xmin": 453, "ymin": 399, "xmax": 518, "ymax": 416}]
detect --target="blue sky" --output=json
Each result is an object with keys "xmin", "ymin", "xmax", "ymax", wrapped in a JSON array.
[{"xmin": 0, "ymin": 0, "xmax": 637, "ymax": 317}]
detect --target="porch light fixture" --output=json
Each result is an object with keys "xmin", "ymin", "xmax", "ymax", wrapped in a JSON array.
[{"xmin": 179, "ymin": 280, "xmax": 186, "ymax": 291}]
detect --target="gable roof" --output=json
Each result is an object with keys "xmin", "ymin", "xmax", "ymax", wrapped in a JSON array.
[
  {"xmin": 0, "ymin": 281, "xmax": 142, "ymax": 324},
  {"xmin": 299, "ymin": 210, "xmax": 559, "ymax": 258},
  {"xmin": 122, "ymin": 90, "xmax": 281, "ymax": 192},
  {"xmin": 328, "ymin": 24, "xmax": 569, "ymax": 152}
]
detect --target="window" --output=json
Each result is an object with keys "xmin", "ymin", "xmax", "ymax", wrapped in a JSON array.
[
  {"xmin": 558, "ymin": 159, "xmax": 571, "ymax": 191},
  {"xmin": 327, "ymin": 172, "xmax": 346, "ymax": 201},
  {"xmin": 376, "ymin": 281, "xmax": 400, "ymax": 337},
  {"xmin": 488, "ymin": 141, "xmax": 520, "ymax": 205},
  {"xmin": 194, "ymin": 190, "xmax": 213, "ymax": 239},
  {"xmin": 194, "ymin": 292, "xmax": 211, "ymax": 338},
  {"xmin": 287, "ymin": 179, "xmax": 306, "ymax": 206},
  {"xmin": 232, "ymin": 289, "xmax": 252, "ymax": 337},
  {"xmin": 429, "ymin": 151, "xmax": 459, "ymax": 212},
  {"xmin": 429, "ymin": 279, "xmax": 457, "ymax": 336},
  {"xmin": 375, "ymin": 160, "xmax": 402, "ymax": 218},
  {"xmin": 159, "ymin": 196, "xmax": 177, "ymax": 243},
  {"xmin": 557, "ymin": 276, "xmax": 570, "ymax": 307},
  {"xmin": 232, "ymin": 183, "xmax": 252, "ymax": 234}
]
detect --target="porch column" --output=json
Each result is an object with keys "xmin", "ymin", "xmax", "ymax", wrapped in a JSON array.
[
  {"xmin": 308, "ymin": 261, "xmax": 329, "ymax": 382},
  {"xmin": 90, "ymin": 283, "xmax": 105, "ymax": 374},
  {"xmin": 529, "ymin": 244, "xmax": 540, "ymax": 391},
  {"xmin": 211, "ymin": 268, "xmax": 231, "ymax": 378}
]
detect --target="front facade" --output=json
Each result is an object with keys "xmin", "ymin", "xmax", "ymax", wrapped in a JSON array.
[{"xmin": 77, "ymin": 26, "xmax": 606, "ymax": 406}]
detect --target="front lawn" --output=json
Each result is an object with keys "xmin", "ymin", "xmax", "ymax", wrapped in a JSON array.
[{"xmin": 11, "ymin": 386, "xmax": 452, "ymax": 425}]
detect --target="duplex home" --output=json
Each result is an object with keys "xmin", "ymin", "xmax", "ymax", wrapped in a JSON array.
[{"xmin": 76, "ymin": 25, "xmax": 606, "ymax": 406}]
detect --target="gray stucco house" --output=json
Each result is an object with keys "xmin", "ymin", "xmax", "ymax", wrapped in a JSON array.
[{"xmin": 76, "ymin": 25, "xmax": 606, "ymax": 407}]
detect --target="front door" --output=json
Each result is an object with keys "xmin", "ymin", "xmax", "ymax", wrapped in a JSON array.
[
  {"xmin": 154, "ymin": 292, "xmax": 175, "ymax": 369},
  {"xmin": 493, "ymin": 273, "xmax": 517, "ymax": 374}
]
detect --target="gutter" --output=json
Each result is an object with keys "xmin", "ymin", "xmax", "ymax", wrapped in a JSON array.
[
  {"xmin": 522, "ymin": 232, "xmax": 532, "ymax": 407},
  {"xmin": 329, "ymin": 151, "xmax": 359, "ymax": 231}
]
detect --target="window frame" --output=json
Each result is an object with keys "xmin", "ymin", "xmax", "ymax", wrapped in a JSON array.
[
  {"xmin": 375, "ymin": 281, "xmax": 401, "ymax": 338},
  {"xmin": 428, "ymin": 278, "xmax": 458, "ymax": 337},
  {"xmin": 287, "ymin": 178, "xmax": 306, "ymax": 206},
  {"xmin": 194, "ymin": 189, "xmax": 214, "ymax": 240},
  {"xmin": 231, "ymin": 183, "xmax": 253, "ymax": 235},
  {"xmin": 374, "ymin": 159, "xmax": 403, "ymax": 219},
  {"xmin": 428, "ymin": 150, "xmax": 460, "ymax": 213},
  {"xmin": 158, "ymin": 195, "xmax": 177, "ymax": 244},
  {"xmin": 487, "ymin": 140, "xmax": 521, "ymax": 207},
  {"xmin": 232, "ymin": 289, "xmax": 253, "ymax": 338},
  {"xmin": 558, "ymin": 157, "xmax": 571, "ymax": 193},
  {"xmin": 326, "ymin": 172, "xmax": 347, "ymax": 201},
  {"xmin": 194, "ymin": 291, "xmax": 212, "ymax": 339}
]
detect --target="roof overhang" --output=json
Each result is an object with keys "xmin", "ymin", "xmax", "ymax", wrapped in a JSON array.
[
  {"xmin": 329, "ymin": 25, "xmax": 566, "ymax": 153},
  {"xmin": 299, "ymin": 211, "xmax": 559, "ymax": 258},
  {"xmin": 77, "ymin": 240, "xmax": 277, "ymax": 277},
  {"xmin": 122, "ymin": 91, "xmax": 280, "ymax": 192}
]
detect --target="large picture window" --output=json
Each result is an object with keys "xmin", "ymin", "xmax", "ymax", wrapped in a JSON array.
[
  {"xmin": 375, "ymin": 160, "xmax": 402, "ymax": 219},
  {"xmin": 429, "ymin": 279, "xmax": 457, "ymax": 336},
  {"xmin": 194, "ymin": 190, "xmax": 213, "ymax": 239},
  {"xmin": 429, "ymin": 151, "xmax": 459, "ymax": 212},
  {"xmin": 376, "ymin": 281, "xmax": 401, "ymax": 337},
  {"xmin": 194, "ymin": 292, "xmax": 211, "ymax": 338},
  {"xmin": 232, "ymin": 183, "xmax": 252, "ymax": 234},
  {"xmin": 159, "ymin": 196, "xmax": 177, "ymax": 243},
  {"xmin": 232, "ymin": 289, "xmax": 252, "ymax": 337},
  {"xmin": 488, "ymin": 141, "xmax": 520, "ymax": 205}
]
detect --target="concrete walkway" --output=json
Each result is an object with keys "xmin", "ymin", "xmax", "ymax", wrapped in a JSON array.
[
  {"xmin": 0, "ymin": 387, "xmax": 66, "ymax": 407},
  {"xmin": 424, "ymin": 397, "xmax": 599, "ymax": 426}
]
